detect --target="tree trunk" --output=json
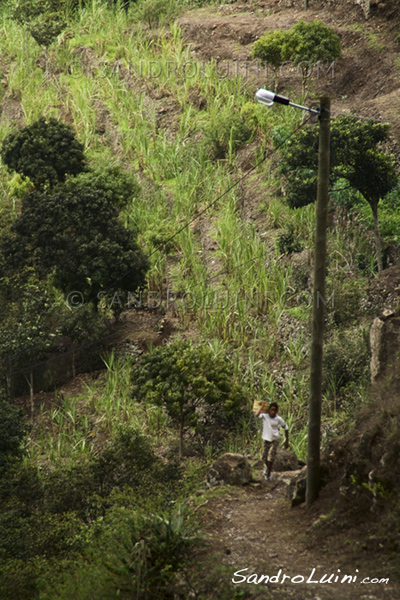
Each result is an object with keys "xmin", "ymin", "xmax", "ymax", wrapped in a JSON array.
[
  {"xmin": 306, "ymin": 97, "xmax": 330, "ymax": 508},
  {"xmin": 25, "ymin": 370, "xmax": 34, "ymax": 420},
  {"xmin": 371, "ymin": 203, "xmax": 383, "ymax": 273},
  {"xmin": 305, "ymin": 0, "xmax": 309, "ymax": 9}
]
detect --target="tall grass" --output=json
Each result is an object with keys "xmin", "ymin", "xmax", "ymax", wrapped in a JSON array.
[{"xmin": 0, "ymin": 0, "xmax": 367, "ymax": 470}]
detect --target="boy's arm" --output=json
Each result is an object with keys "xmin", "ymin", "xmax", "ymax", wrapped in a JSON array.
[
  {"xmin": 284, "ymin": 428, "xmax": 289, "ymax": 449},
  {"xmin": 278, "ymin": 416, "xmax": 289, "ymax": 448},
  {"xmin": 255, "ymin": 401, "xmax": 267, "ymax": 417}
]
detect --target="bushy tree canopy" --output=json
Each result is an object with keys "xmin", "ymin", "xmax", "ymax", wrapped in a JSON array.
[
  {"xmin": 1, "ymin": 117, "xmax": 86, "ymax": 190},
  {"xmin": 12, "ymin": 0, "xmax": 67, "ymax": 47},
  {"xmin": 252, "ymin": 29, "xmax": 292, "ymax": 69},
  {"xmin": 132, "ymin": 340, "xmax": 245, "ymax": 456},
  {"xmin": 71, "ymin": 162, "xmax": 141, "ymax": 208},
  {"xmin": 1, "ymin": 181, "xmax": 149, "ymax": 310},
  {"xmin": 289, "ymin": 19, "xmax": 342, "ymax": 68},
  {"xmin": 274, "ymin": 116, "xmax": 398, "ymax": 271},
  {"xmin": 251, "ymin": 19, "xmax": 342, "ymax": 86}
]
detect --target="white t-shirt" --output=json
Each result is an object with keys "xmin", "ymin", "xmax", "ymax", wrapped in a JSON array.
[{"xmin": 258, "ymin": 413, "xmax": 288, "ymax": 442}]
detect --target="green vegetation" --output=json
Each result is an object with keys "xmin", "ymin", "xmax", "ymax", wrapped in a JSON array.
[
  {"xmin": 0, "ymin": 0, "xmax": 398, "ymax": 597},
  {"xmin": 0, "ymin": 394, "xmax": 28, "ymax": 474},
  {"xmin": 12, "ymin": 0, "xmax": 67, "ymax": 48},
  {"xmin": 1, "ymin": 180, "xmax": 149, "ymax": 311},
  {"xmin": 132, "ymin": 339, "xmax": 246, "ymax": 456},
  {"xmin": 252, "ymin": 19, "xmax": 342, "ymax": 88},
  {"xmin": 1, "ymin": 117, "xmax": 86, "ymax": 189},
  {"xmin": 274, "ymin": 116, "xmax": 399, "ymax": 271}
]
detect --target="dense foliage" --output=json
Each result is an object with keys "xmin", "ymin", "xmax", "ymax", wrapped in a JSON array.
[
  {"xmin": 12, "ymin": 0, "xmax": 67, "ymax": 47},
  {"xmin": 274, "ymin": 116, "xmax": 398, "ymax": 270},
  {"xmin": 0, "ymin": 425, "xmax": 184, "ymax": 600},
  {"xmin": 0, "ymin": 395, "xmax": 28, "ymax": 474},
  {"xmin": 1, "ymin": 182, "xmax": 149, "ymax": 310},
  {"xmin": 1, "ymin": 117, "xmax": 86, "ymax": 190},
  {"xmin": 132, "ymin": 340, "xmax": 246, "ymax": 456},
  {"xmin": 252, "ymin": 19, "xmax": 342, "ymax": 85},
  {"xmin": 0, "ymin": 1, "xmax": 398, "ymax": 597}
]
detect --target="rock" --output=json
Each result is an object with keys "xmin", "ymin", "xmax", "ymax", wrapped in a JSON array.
[
  {"xmin": 273, "ymin": 447, "xmax": 299, "ymax": 472},
  {"xmin": 287, "ymin": 467, "xmax": 307, "ymax": 507},
  {"xmin": 206, "ymin": 453, "xmax": 252, "ymax": 487},
  {"xmin": 370, "ymin": 309, "xmax": 400, "ymax": 384},
  {"xmin": 252, "ymin": 458, "xmax": 264, "ymax": 470}
]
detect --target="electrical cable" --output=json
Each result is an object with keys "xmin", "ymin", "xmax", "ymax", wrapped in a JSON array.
[{"xmin": 6, "ymin": 115, "xmax": 315, "ymax": 383}]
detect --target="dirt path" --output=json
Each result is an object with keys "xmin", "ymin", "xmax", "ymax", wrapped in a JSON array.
[{"xmin": 197, "ymin": 471, "xmax": 398, "ymax": 600}]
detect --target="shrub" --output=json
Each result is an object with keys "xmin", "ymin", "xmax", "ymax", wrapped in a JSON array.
[
  {"xmin": 251, "ymin": 29, "xmax": 294, "ymax": 85},
  {"xmin": 43, "ymin": 425, "xmax": 182, "ymax": 516},
  {"xmin": 202, "ymin": 109, "xmax": 253, "ymax": 160},
  {"xmin": 277, "ymin": 224, "xmax": 304, "ymax": 255},
  {"xmin": 251, "ymin": 20, "xmax": 342, "ymax": 88},
  {"xmin": 328, "ymin": 276, "xmax": 364, "ymax": 326},
  {"xmin": 132, "ymin": 340, "xmax": 246, "ymax": 456},
  {"xmin": 12, "ymin": 0, "xmax": 67, "ymax": 47},
  {"xmin": 323, "ymin": 328, "xmax": 370, "ymax": 396},
  {"xmin": 0, "ymin": 397, "xmax": 28, "ymax": 474},
  {"xmin": 289, "ymin": 19, "xmax": 342, "ymax": 70},
  {"xmin": 107, "ymin": 506, "xmax": 197, "ymax": 600},
  {"xmin": 1, "ymin": 117, "xmax": 86, "ymax": 190},
  {"xmin": 70, "ymin": 162, "xmax": 140, "ymax": 209}
]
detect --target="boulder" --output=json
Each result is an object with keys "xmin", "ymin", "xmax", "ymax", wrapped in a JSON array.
[
  {"xmin": 370, "ymin": 309, "xmax": 400, "ymax": 384},
  {"xmin": 207, "ymin": 453, "xmax": 252, "ymax": 487},
  {"xmin": 286, "ymin": 467, "xmax": 307, "ymax": 507},
  {"xmin": 273, "ymin": 447, "xmax": 299, "ymax": 472}
]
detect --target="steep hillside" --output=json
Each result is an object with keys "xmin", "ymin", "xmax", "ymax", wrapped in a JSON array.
[{"xmin": 0, "ymin": 0, "xmax": 400, "ymax": 598}]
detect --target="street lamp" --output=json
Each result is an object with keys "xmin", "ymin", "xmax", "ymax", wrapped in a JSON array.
[
  {"xmin": 255, "ymin": 88, "xmax": 320, "ymax": 115},
  {"xmin": 255, "ymin": 88, "xmax": 331, "ymax": 507}
]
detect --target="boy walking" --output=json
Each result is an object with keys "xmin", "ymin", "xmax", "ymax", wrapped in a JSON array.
[{"xmin": 256, "ymin": 401, "xmax": 289, "ymax": 481}]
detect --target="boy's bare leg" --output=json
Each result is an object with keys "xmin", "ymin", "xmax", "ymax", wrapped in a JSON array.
[{"xmin": 266, "ymin": 460, "xmax": 272, "ymax": 478}]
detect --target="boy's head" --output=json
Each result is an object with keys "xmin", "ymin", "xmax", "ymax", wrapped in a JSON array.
[{"xmin": 268, "ymin": 402, "xmax": 279, "ymax": 418}]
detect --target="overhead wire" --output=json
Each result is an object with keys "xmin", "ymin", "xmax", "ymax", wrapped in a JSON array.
[
  {"xmin": 7, "ymin": 114, "xmax": 315, "ymax": 382},
  {"xmin": 13, "ymin": 101, "xmax": 400, "ymax": 383},
  {"xmin": 11, "ymin": 100, "xmax": 400, "ymax": 390}
]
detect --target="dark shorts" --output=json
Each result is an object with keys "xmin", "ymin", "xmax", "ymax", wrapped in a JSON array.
[{"xmin": 263, "ymin": 439, "xmax": 279, "ymax": 464}]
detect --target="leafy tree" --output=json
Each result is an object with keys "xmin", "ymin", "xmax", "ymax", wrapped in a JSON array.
[
  {"xmin": 132, "ymin": 340, "xmax": 245, "ymax": 457},
  {"xmin": 289, "ymin": 19, "xmax": 342, "ymax": 73},
  {"xmin": 0, "ymin": 181, "xmax": 149, "ymax": 311},
  {"xmin": 251, "ymin": 20, "xmax": 341, "ymax": 89},
  {"xmin": 12, "ymin": 0, "xmax": 67, "ymax": 48},
  {"xmin": 1, "ymin": 117, "xmax": 86, "ymax": 190},
  {"xmin": 0, "ymin": 393, "xmax": 28, "ymax": 475},
  {"xmin": 251, "ymin": 29, "xmax": 293, "ymax": 87},
  {"xmin": 0, "ymin": 272, "xmax": 60, "ymax": 410},
  {"xmin": 274, "ymin": 116, "xmax": 398, "ymax": 272},
  {"xmin": 71, "ymin": 161, "xmax": 141, "ymax": 209}
]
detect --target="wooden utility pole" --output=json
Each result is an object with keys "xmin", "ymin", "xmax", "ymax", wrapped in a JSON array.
[{"xmin": 306, "ymin": 97, "xmax": 330, "ymax": 508}]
